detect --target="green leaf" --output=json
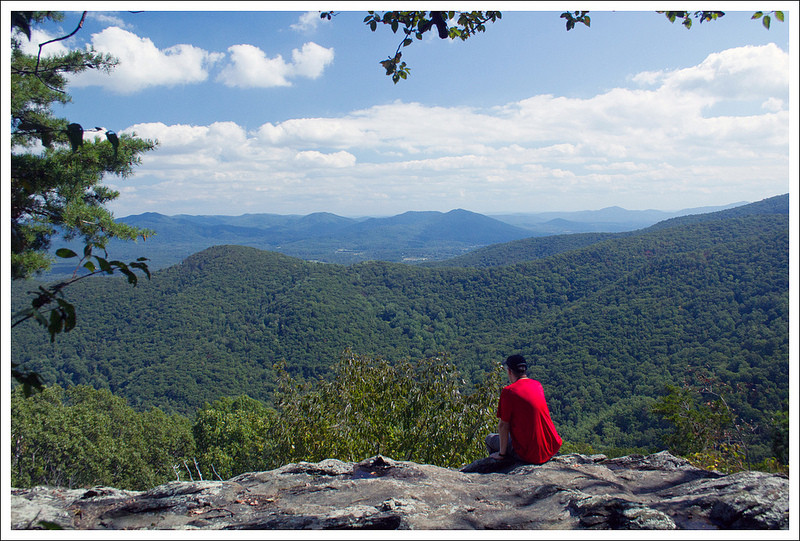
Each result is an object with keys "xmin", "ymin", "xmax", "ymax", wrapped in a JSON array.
[
  {"xmin": 752, "ymin": 11, "xmax": 763, "ymax": 19},
  {"xmin": 48, "ymin": 310, "xmax": 62, "ymax": 341},
  {"xmin": 11, "ymin": 362, "xmax": 44, "ymax": 397},
  {"xmin": 763, "ymin": 15, "xmax": 770, "ymax": 29},
  {"xmin": 130, "ymin": 261, "xmax": 151, "ymax": 280},
  {"xmin": 775, "ymin": 11, "xmax": 784, "ymax": 22},
  {"xmin": 83, "ymin": 261, "xmax": 97, "ymax": 272},
  {"xmin": 111, "ymin": 261, "xmax": 138, "ymax": 285},
  {"xmin": 56, "ymin": 298, "xmax": 77, "ymax": 332},
  {"xmin": 55, "ymin": 248, "xmax": 78, "ymax": 259},
  {"xmin": 94, "ymin": 256, "xmax": 113, "ymax": 274},
  {"xmin": 584, "ymin": 15, "xmax": 590, "ymax": 27}
]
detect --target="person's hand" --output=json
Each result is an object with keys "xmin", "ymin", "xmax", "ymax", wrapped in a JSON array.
[{"xmin": 490, "ymin": 452, "xmax": 506, "ymax": 460}]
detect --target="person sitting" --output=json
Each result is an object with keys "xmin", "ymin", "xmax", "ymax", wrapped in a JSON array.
[{"xmin": 486, "ymin": 354, "xmax": 562, "ymax": 464}]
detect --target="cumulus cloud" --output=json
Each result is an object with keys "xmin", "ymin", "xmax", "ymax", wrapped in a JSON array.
[
  {"xmin": 632, "ymin": 44, "xmax": 789, "ymax": 102},
  {"xmin": 662, "ymin": 44, "xmax": 789, "ymax": 99},
  {"xmin": 291, "ymin": 11, "xmax": 324, "ymax": 33},
  {"xmin": 217, "ymin": 42, "xmax": 334, "ymax": 88},
  {"xmin": 291, "ymin": 42, "xmax": 336, "ymax": 79},
  {"xmin": 64, "ymin": 27, "xmax": 333, "ymax": 93},
  {"xmin": 294, "ymin": 150, "xmax": 356, "ymax": 168},
  {"xmin": 114, "ymin": 44, "xmax": 789, "ymax": 216},
  {"xmin": 217, "ymin": 44, "xmax": 293, "ymax": 87},
  {"xmin": 69, "ymin": 27, "xmax": 223, "ymax": 93},
  {"xmin": 14, "ymin": 28, "xmax": 70, "ymax": 57}
]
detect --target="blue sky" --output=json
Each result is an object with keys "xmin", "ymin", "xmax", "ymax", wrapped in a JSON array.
[{"xmin": 7, "ymin": 2, "xmax": 796, "ymax": 218}]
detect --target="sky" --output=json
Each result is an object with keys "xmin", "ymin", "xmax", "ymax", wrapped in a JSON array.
[{"xmin": 5, "ymin": 2, "xmax": 797, "ymax": 218}]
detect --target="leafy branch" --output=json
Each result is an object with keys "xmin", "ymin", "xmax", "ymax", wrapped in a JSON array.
[
  {"xmin": 657, "ymin": 11, "xmax": 725, "ymax": 29},
  {"xmin": 12, "ymin": 242, "xmax": 151, "ymax": 339},
  {"xmin": 560, "ymin": 11, "xmax": 591, "ymax": 31},
  {"xmin": 323, "ymin": 11, "xmax": 501, "ymax": 83},
  {"xmin": 322, "ymin": 9, "xmax": 783, "ymax": 84},
  {"xmin": 751, "ymin": 11, "xmax": 785, "ymax": 30}
]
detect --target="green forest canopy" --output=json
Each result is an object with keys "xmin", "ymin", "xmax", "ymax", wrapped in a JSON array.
[{"xmin": 12, "ymin": 196, "xmax": 789, "ymax": 464}]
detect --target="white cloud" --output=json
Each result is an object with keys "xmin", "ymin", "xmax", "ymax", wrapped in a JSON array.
[
  {"xmin": 291, "ymin": 11, "xmax": 323, "ymax": 33},
  {"xmin": 113, "ymin": 44, "xmax": 790, "ymax": 216},
  {"xmin": 69, "ymin": 27, "xmax": 223, "ymax": 93},
  {"xmin": 636, "ymin": 43, "xmax": 789, "ymax": 101},
  {"xmin": 14, "ymin": 28, "xmax": 70, "ymax": 57},
  {"xmin": 217, "ymin": 44, "xmax": 293, "ymax": 88},
  {"xmin": 63, "ymin": 27, "xmax": 333, "ymax": 93},
  {"xmin": 217, "ymin": 42, "xmax": 334, "ymax": 88},
  {"xmin": 88, "ymin": 12, "xmax": 132, "ymax": 29},
  {"xmin": 257, "ymin": 118, "xmax": 368, "ymax": 147},
  {"xmin": 762, "ymin": 97, "xmax": 785, "ymax": 112},
  {"xmin": 291, "ymin": 42, "xmax": 335, "ymax": 79},
  {"xmin": 294, "ymin": 150, "xmax": 356, "ymax": 168}
]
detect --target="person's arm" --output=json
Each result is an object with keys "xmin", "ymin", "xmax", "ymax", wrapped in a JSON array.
[
  {"xmin": 490, "ymin": 419, "xmax": 512, "ymax": 459},
  {"xmin": 497, "ymin": 419, "xmax": 511, "ymax": 457}
]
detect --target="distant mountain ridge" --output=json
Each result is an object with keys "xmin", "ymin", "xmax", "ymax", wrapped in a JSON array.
[
  {"xmin": 431, "ymin": 194, "xmax": 787, "ymax": 268},
  {"xmin": 47, "ymin": 208, "xmax": 533, "ymax": 274},
  {"xmin": 489, "ymin": 201, "xmax": 749, "ymax": 234},
  {"xmin": 42, "ymin": 197, "xmax": 770, "ymax": 276}
]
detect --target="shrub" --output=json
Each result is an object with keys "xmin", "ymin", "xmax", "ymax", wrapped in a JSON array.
[{"xmin": 270, "ymin": 350, "xmax": 504, "ymax": 468}]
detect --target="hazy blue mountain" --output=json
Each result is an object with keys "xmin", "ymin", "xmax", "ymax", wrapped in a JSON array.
[
  {"xmin": 44, "ymin": 208, "xmax": 532, "ymax": 275},
  {"xmin": 490, "ymin": 201, "xmax": 748, "ymax": 233},
  {"xmin": 431, "ymin": 194, "xmax": 787, "ymax": 268},
  {"xmin": 41, "ymin": 198, "xmax": 763, "ymax": 277}
]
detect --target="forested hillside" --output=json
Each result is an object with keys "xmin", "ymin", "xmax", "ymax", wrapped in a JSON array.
[{"xmin": 11, "ymin": 197, "xmax": 789, "ymax": 460}]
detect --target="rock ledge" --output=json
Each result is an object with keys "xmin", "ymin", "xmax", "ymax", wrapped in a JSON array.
[{"xmin": 10, "ymin": 451, "xmax": 789, "ymax": 530}]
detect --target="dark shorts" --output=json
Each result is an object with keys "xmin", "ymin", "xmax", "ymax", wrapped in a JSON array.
[{"xmin": 485, "ymin": 433, "xmax": 523, "ymax": 461}]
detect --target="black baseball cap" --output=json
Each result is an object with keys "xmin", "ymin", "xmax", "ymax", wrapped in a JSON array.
[{"xmin": 505, "ymin": 354, "xmax": 527, "ymax": 371}]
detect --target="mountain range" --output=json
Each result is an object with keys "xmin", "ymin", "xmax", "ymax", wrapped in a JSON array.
[{"xmin": 45, "ymin": 201, "xmax": 749, "ymax": 276}]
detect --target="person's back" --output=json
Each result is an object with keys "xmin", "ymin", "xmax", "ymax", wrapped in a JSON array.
[{"xmin": 498, "ymin": 376, "xmax": 562, "ymax": 464}]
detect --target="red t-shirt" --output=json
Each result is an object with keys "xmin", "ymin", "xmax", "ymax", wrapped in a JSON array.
[{"xmin": 497, "ymin": 378, "xmax": 562, "ymax": 464}]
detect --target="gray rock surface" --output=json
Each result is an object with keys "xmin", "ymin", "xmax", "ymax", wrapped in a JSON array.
[{"xmin": 9, "ymin": 451, "xmax": 789, "ymax": 530}]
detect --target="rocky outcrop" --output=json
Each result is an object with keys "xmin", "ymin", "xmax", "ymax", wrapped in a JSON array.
[{"xmin": 9, "ymin": 451, "xmax": 789, "ymax": 530}]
